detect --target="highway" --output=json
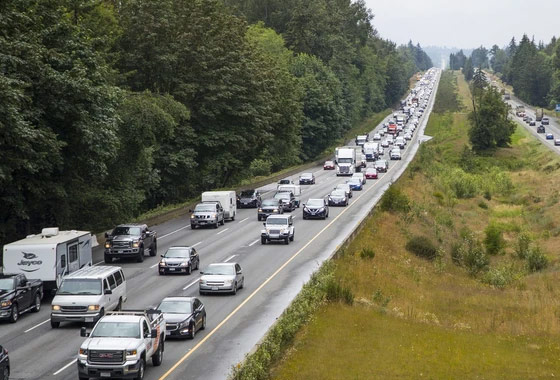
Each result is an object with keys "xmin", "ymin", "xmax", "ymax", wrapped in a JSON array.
[{"xmin": 0, "ymin": 69, "xmax": 440, "ymax": 380}]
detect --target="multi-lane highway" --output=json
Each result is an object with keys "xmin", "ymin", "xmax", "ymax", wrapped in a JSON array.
[{"xmin": 1, "ymin": 70, "xmax": 440, "ymax": 380}]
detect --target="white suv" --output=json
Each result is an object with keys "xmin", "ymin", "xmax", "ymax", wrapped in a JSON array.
[{"xmin": 261, "ymin": 215, "xmax": 295, "ymax": 245}]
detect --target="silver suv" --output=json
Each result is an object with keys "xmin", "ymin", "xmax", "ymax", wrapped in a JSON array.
[
  {"xmin": 261, "ymin": 215, "xmax": 295, "ymax": 245},
  {"xmin": 190, "ymin": 202, "xmax": 225, "ymax": 229}
]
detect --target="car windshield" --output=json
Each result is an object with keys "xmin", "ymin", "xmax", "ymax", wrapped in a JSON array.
[
  {"xmin": 261, "ymin": 199, "xmax": 278, "ymax": 207},
  {"xmin": 91, "ymin": 322, "xmax": 140, "ymax": 338},
  {"xmin": 267, "ymin": 218, "xmax": 289, "ymax": 226},
  {"xmin": 300, "ymin": 173, "xmax": 312, "ymax": 179},
  {"xmin": 366, "ymin": 169, "xmax": 376, "ymax": 174},
  {"xmin": 0, "ymin": 279, "xmax": 14, "ymax": 291},
  {"xmin": 204, "ymin": 264, "xmax": 235, "ymax": 276},
  {"xmin": 338, "ymin": 158, "xmax": 353, "ymax": 164},
  {"xmin": 274, "ymin": 193, "xmax": 290, "ymax": 200},
  {"xmin": 331, "ymin": 190, "xmax": 345, "ymax": 197},
  {"xmin": 164, "ymin": 249, "xmax": 191, "ymax": 258},
  {"xmin": 336, "ymin": 184, "xmax": 349, "ymax": 191},
  {"xmin": 195, "ymin": 204, "xmax": 215, "ymax": 212},
  {"xmin": 112, "ymin": 226, "xmax": 141, "ymax": 236},
  {"xmin": 240, "ymin": 191, "xmax": 255, "ymax": 197},
  {"xmin": 325, "ymin": 161, "xmax": 334, "ymax": 165},
  {"xmin": 278, "ymin": 179, "xmax": 291, "ymax": 184},
  {"xmin": 57, "ymin": 279, "xmax": 102, "ymax": 295},
  {"xmin": 348, "ymin": 179, "xmax": 360, "ymax": 184},
  {"xmin": 375, "ymin": 161, "xmax": 385, "ymax": 166},
  {"xmin": 158, "ymin": 300, "xmax": 192, "ymax": 314},
  {"xmin": 306, "ymin": 199, "xmax": 324, "ymax": 207}
]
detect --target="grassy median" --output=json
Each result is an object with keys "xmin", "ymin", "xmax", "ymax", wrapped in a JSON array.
[{"xmin": 269, "ymin": 71, "xmax": 560, "ymax": 379}]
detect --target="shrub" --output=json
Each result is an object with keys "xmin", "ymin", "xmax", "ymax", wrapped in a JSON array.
[
  {"xmin": 478, "ymin": 200, "xmax": 488, "ymax": 209},
  {"xmin": 405, "ymin": 235, "xmax": 437, "ymax": 260},
  {"xmin": 483, "ymin": 190, "xmax": 492, "ymax": 200},
  {"xmin": 484, "ymin": 224, "xmax": 505, "ymax": 255},
  {"xmin": 527, "ymin": 246, "xmax": 549, "ymax": 272},
  {"xmin": 482, "ymin": 265, "xmax": 516, "ymax": 289},
  {"xmin": 359, "ymin": 247, "xmax": 375, "ymax": 259},
  {"xmin": 452, "ymin": 234, "xmax": 489, "ymax": 275},
  {"xmin": 372, "ymin": 289, "xmax": 391, "ymax": 307},
  {"xmin": 249, "ymin": 158, "xmax": 272, "ymax": 177},
  {"xmin": 514, "ymin": 233, "xmax": 531, "ymax": 259},
  {"xmin": 380, "ymin": 186, "xmax": 411, "ymax": 213},
  {"xmin": 447, "ymin": 168, "xmax": 479, "ymax": 199},
  {"xmin": 325, "ymin": 279, "xmax": 354, "ymax": 305}
]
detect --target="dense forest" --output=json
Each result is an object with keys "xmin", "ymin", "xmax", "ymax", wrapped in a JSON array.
[
  {"xmin": 0, "ymin": 0, "xmax": 431, "ymax": 246},
  {"xmin": 450, "ymin": 35, "xmax": 560, "ymax": 108}
]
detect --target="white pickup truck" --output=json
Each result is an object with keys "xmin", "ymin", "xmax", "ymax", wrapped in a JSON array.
[{"xmin": 77, "ymin": 310, "xmax": 165, "ymax": 380}]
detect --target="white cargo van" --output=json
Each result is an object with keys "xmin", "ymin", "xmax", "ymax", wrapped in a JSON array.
[
  {"xmin": 276, "ymin": 184, "xmax": 302, "ymax": 207},
  {"xmin": 50, "ymin": 266, "xmax": 127, "ymax": 328},
  {"xmin": 3, "ymin": 228, "xmax": 96, "ymax": 291},
  {"xmin": 201, "ymin": 191, "xmax": 237, "ymax": 220}
]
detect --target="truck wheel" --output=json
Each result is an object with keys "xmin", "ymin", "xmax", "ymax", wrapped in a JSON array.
[
  {"xmin": 51, "ymin": 320, "xmax": 60, "ymax": 328},
  {"xmin": 231, "ymin": 213, "xmax": 235, "ymax": 221},
  {"xmin": 135, "ymin": 358, "xmax": 145, "ymax": 380},
  {"xmin": 149, "ymin": 242, "xmax": 157, "ymax": 257},
  {"xmin": 137, "ymin": 248, "xmax": 144, "ymax": 263},
  {"xmin": 191, "ymin": 223, "xmax": 196, "ymax": 229},
  {"xmin": 32, "ymin": 293, "xmax": 41, "ymax": 312},
  {"xmin": 79, "ymin": 376, "xmax": 89, "ymax": 380},
  {"xmin": 152, "ymin": 339, "xmax": 164, "ymax": 366},
  {"xmin": 104, "ymin": 255, "xmax": 112, "ymax": 264},
  {"xmin": 284, "ymin": 237, "xmax": 289, "ymax": 245},
  {"xmin": 9, "ymin": 304, "xmax": 18, "ymax": 323},
  {"xmin": 257, "ymin": 215, "xmax": 261, "ymax": 221},
  {"xmin": 261, "ymin": 237, "xmax": 266, "ymax": 245},
  {"xmin": 290, "ymin": 232, "xmax": 294, "ymax": 242},
  {"xmin": 221, "ymin": 217, "xmax": 225, "ymax": 225}
]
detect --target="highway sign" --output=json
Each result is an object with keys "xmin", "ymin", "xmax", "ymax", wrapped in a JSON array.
[{"xmin": 556, "ymin": 104, "xmax": 560, "ymax": 112}]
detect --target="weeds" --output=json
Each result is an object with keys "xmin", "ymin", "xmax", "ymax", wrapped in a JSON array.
[
  {"xmin": 359, "ymin": 247, "xmax": 375, "ymax": 259},
  {"xmin": 527, "ymin": 246, "xmax": 549, "ymax": 272},
  {"xmin": 372, "ymin": 289, "xmax": 392, "ymax": 307},
  {"xmin": 405, "ymin": 235, "xmax": 438, "ymax": 260},
  {"xmin": 484, "ymin": 224, "xmax": 506, "ymax": 255}
]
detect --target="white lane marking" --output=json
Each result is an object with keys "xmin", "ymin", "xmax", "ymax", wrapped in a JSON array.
[
  {"xmin": 93, "ymin": 261, "xmax": 103, "ymax": 266},
  {"xmin": 223, "ymin": 255, "xmax": 237, "ymax": 263},
  {"xmin": 238, "ymin": 217, "xmax": 248, "ymax": 223},
  {"xmin": 192, "ymin": 241, "xmax": 202, "ymax": 247},
  {"xmin": 183, "ymin": 278, "xmax": 200, "ymax": 290},
  {"xmin": 53, "ymin": 359, "xmax": 75, "ymax": 375},
  {"xmin": 292, "ymin": 215, "xmax": 297, "ymax": 219},
  {"xmin": 159, "ymin": 225, "xmax": 190, "ymax": 239},
  {"xmin": 150, "ymin": 262, "xmax": 160, "ymax": 268},
  {"xmin": 248, "ymin": 239, "xmax": 260, "ymax": 247},
  {"xmin": 25, "ymin": 318, "xmax": 50, "ymax": 333},
  {"xmin": 216, "ymin": 228, "xmax": 229, "ymax": 235}
]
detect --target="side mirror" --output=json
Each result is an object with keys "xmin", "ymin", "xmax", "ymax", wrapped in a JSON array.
[
  {"xmin": 302, "ymin": 204, "xmax": 305, "ymax": 207},
  {"xmin": 189, "ymin": 209, "xmax": 193, "ymax": 213},
  {"xmin": 199, "ymin": 271, "xmax": 204, "ymax": 275},
  {"xmin": 104, "ymin": 232, "xmax": 109, "ymax": 239},
  {"xmin": 262, "ymin": 223, "xmax": 266, "ymax": 227},
  {"xmin": 80, "ymin": 327, "xmax": 90, "ymax": 337},
  {"xmin": 105, "ymin": 289, "xmax": 112, "ymax": 295},
  {"xmin": 160, "ymin": 255, "xmax": 164, "ymax": 258},
  {"xmin": 150, "ymin": 330, "xmax": 157, "ymax": 338}
]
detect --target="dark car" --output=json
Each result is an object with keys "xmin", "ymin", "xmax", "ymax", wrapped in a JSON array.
[
  {"xmin": 299, "ymin": 173, "xmax": 316, "ymax": 185},
  {"xmin": 104, "ymin": 223, "xmax": 157, "ymax": 263},
  {"xmin": 529, "ymin": 120, "xmax": 536, "ymax": 126},
  {"xmin": 374, "ymin": 159, "xmax": 389, "ymax": 173},
  {"xmin": 258, "ymin": 199, "xmax": 284, "ymax": 221},
  {"xmin": 237, "ymin": 190, "xmax": 261, "ymax": 208},
  {"xmin": 0, "ymin": 345, "xmax": 9, "ymax": 380},
  {"xmin": 278, "ymin": 178, "xmax": 293, "ymax": 185},
  {"xmin": 0, "ymin": 274, "xmax": 43, "ymax": 323},
  {"xmin": 323, "ymin": 160, "xmax": 335, "ymax": 170},
  {"xmin": 546, "ymin": 133, "xmax": 554, "ymax": 140},
  {"xmin": 537, "ymin": 125, "xmax": 545, "ymax": 133},
  {"xmin": 274, "ymin": 191, "xmax": 297, "ymax": 212},
  {"xmin": 159, "ymin": 246, "xmax": 200, "ymax": 275},
  {"xmin": 303, "ymin": 199, "xmax": 329, "ymax": 220},
  {"xmin": 157, "ymin": 296, "xmax": 206, "ymax": 339},
  {"xmin": 328, "ymin": 189, "xmax": 348, "ymax": 206}
]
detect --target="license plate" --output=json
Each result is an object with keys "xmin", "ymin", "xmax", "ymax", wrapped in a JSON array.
[
  {"xmin": 118, "ymin": 250, "xmax": 123, "ymax": 253},
  {"xmin": 212, "ymin": 287, "xmax": 218, "ymax": 291},
  {"xmin": 85, "ymin": 317, "xmax": 94, "ymax": 322},
  {"xmin": 100, "ymin": 372, "xmax": 111, "ymax": 378},
  {"xmin": 169, "ymin": 268, "xmax": 175, "ymax": 271},
  {"xmin": 165, "ymin": 331, "xmax": 171, "ymax": 336}
]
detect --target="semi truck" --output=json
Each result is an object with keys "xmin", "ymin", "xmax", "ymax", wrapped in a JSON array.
[
  {"xmin": 335, "ymin": 148, "xmax": 356, "ymax": 176},
  {"xmin": 536, "ymin": 108, "xmax": 544, "ymax": 121},
  {"xmin": 363, "ymin": 142, "xmax": 378, "ymax": 161}
]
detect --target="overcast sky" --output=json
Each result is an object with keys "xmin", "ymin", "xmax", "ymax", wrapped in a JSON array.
[{"xmin": 365, "ymin": 0, "xmax": 558, "ymax": 49}]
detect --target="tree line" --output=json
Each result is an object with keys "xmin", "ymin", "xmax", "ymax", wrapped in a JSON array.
[
  {"xmin": 450, "ymin": 35, "xmax": 560, "ymax": 108},
  {"xmin": 0, "ymin": 0, "xmax": 431, "ymax": 245}
]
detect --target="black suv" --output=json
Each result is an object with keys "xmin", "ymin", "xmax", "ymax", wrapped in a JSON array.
[
  {"xmin": 303, "ymin": 199, "xmax": 329, "ymax": 220},
  {"xmin": 237, "ymin": 190, "xmax": 262, "ymax": 208},
  {"xmin": 105, "ymin": 224, "xmax": 157, "ymax": 263},
  {"xmin": 258, "ymin": 199, "xmax": 284, "ymax": 221},
  {"xmin": 537, "ymin": 125, "xmax": 545, "ymax": 133},
  {"xmin": 299, "ymin": 173, "xmax": 315, "ymax": 185},
  {"xmin": 274, "ymin": 192, "xmax": 297, "ymax": 212}
]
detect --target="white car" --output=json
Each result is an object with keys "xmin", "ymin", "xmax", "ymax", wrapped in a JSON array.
[
  {"xmin": 378, "ymin": 129, "xmax": 385, "ymax": 136},
  {"xmin": 404, "ymin": 133, "xmax": 412, "ymax": 141},
  {"xmin": 386, "ymin": 136, "xmax": 394, "ymax": 145},
  {"xmin": 372, "ymin": 133, "xmax": 381, "ymax": 141},
  {"xmin": 390, "ymin": 148, "xmax": 401, "ymax": 160},
  {"xmin": 381, "ymin": 139, "xmax": 390, "ymax": 148}
]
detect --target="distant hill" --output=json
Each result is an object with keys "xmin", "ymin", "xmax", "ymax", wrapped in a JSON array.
[{"xmin": 423, "ymin": 46, "xmax": 474, "ymax": 69}]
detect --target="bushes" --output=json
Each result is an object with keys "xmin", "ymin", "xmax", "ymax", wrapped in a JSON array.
[
  {"xmin": 325, "ymin": 279, "xmax": 354, "ymax": 305},
  {"xmin": 527, "ymin": 246, "xmax": 549, "ymax": 272},
  {"xmin": 359, "ymin": 247, "xmax": 375, "ymax": 259},
  {"xmin": 405, "ymin": 235, "xmax": 438, "ymax": 260},
  {"xmin": 484, "ymin": 224, "xmax": 505, "ymax": 255},
  {"xmin": 451, "ymin": 233, "xmax": 489, "ymax": 275},
  {"xmin": 482, "ymin": 265, "xmax": 517, "ymax": 289},
  {"xmin": 250, "ymin": 159, "xmax": 272, "ymax": 177},
  {"xmin": 514, "ymin": 233, "xmax": 531, "ymax": 259},
  {"xmin": 380, "ymin": 187, "xmax": 411, "ymax": 213}
]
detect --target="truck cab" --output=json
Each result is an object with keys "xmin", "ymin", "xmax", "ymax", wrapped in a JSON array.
[
  {"xmin": 0, "ymin": 274, "xmax": 43, "ymax": 323},
  {"xmin": 104, "ymin": 224, "xmax": 157, "ymax": 263}
]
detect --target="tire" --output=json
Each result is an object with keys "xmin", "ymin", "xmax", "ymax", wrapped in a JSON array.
[
  {"xmin": 79, "ymin": 376, "xmax": 89, "ymax": 380},
  {"xmin": 232, "ymin": 282, "xmax": 237, "ymax": 295},
  {"xmin": 290, "ymin": 232, "xmax": 294, "ymax": 242},
  {"xmin": 191, "ymin": 223, "xmax": 196, "ymax": 229},
  {"xmin": 186, "ymin": 264, "xmax": 192, "ymax": 275},
  {"xmin": 51, "ymin": 320, "xmax": 60, "ymax": 328},
  {"xmin": 152, "ymin": 339, "xmax": 164, "ymax": 366},
  {"xmin": 199, "ymin": 290, "xmax": 205, "ymax": 296},
  {"xmin": 284, "ymin": 237, "xmax": 289, "ymax": 245},
  {"xmin": 239, "ymin": 278, "xmax": 244, "ymax": 289},
  {"xmin": 135, "ymin": 358, "xmax": 145, "ymax": 380},
  {"xmin": 201, "ymin": 315, "xmax": 207, "ymax": 330},
  {"xmin": 104, "ymin": 255, "xmax": 112, "ymax": 264},
  {"xmin": 137, "ymin": 248, "xmax": 144, "ymax": 263},
  {"xmin": 231, "ymin": 213, "xmax": 235, "ymax": 221},
  {"xmin": 189, "ymin": 323, "xmax": 196, "ymax": 339},
  {"xmin": 115, "ymin": 298, "xmax": 122, "ymax": 311},
  {"xmin": 195, "ymin": 260, "xmax": 199, "ymax": 270},
  {"xmin": 257, "ymin": 216, "xmax": 261, "ymax": 221},
  {"xmin": 8, "ymin": 304, "xmax": 18, "ymax": 323},
  {"xmin": 213, "ymin": 222, "xmax": 218, "ymax": 229},
  {"xmin": 220, "ymin": 218, "xmax": 225, "ymax": 225},
  {"xmin": 261, "ymin": 237, "xmax": 266, "ymax": 245},
  {"xmin": 32, "ymin": 293, "xmax": 41, "ymax": 312},
  {"xmin": 149, "ymin": 241, "xmax": 157, "ymax": 257}
]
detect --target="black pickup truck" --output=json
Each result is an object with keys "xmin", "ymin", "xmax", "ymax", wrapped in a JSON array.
[
  {"xmin": 0, "ymin": 274, "xmax": 43, "ymax": 323},
  {"xmin": 104, "ymin": 223, "xmax": 157, "ymax": 263}
]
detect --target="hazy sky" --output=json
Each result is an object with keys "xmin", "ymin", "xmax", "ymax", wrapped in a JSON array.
[{"xmin": 365, "ymin": 0, "xmax": 558, "ymax": 48}]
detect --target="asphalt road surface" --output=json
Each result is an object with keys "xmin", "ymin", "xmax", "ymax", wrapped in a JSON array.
[{"xmin": 0, "ymin": 70, "xmax": 441, "ymax": 380}]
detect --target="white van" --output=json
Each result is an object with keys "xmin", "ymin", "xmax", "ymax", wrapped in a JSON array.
[
  {"xmin": 276, "ymin": 184, "xmax": 301, "ymax": 207},
  {"xmin": 3, "ymin": 227, "xmax": 95, "ymax": 291},
  {"xmin": 50, "ymin": 266, "xmax": 127, "ymax": 328},
  {"xmin": 201, "ymin": 191, "xmax": 237, "ymax": 220}
]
